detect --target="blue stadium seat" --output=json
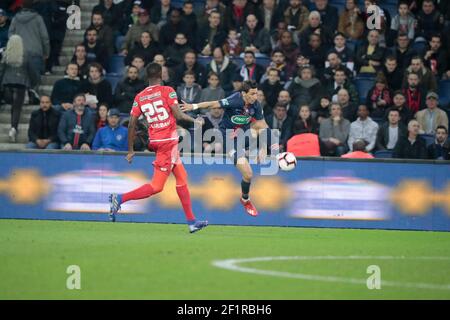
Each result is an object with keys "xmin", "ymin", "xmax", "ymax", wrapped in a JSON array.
[
  {"xmin": 354, "ymin": 77, "xmax": 375, "ymax": 103},
  {"xmin": 438, "ymin": 80, "xmax": 450, "ymax": 108},
  {"xmin": 231, "ymin": 57, "xmax": 244, "ymax": 69},
  {"xmin": 374, "ymin": 150, "xmax": 393, "ymax": 159},
  {"xmin": 420, "ymin": 134, "xmax": 435, "ymax": 147},
  {"xmin": 197, "ymin": 56, "xmax": 212, "ymax": 67},
  {"xmin": 256, "ymin": 56, "xmax": 271, "ymax": 69},
  {"xmin": 105, "ymin": 73, "xmax": 123, "ymax": 92},
  {"xmin": 109, "ymin": 55, "xmax": 125, "ymax": 75}
]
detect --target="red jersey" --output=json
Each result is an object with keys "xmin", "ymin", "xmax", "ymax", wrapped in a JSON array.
[{"xmin": 130, "ymin": 85, "xmax": 179, "ymax": 142}]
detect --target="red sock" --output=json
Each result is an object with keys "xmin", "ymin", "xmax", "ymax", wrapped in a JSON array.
[
  {"xmin": 176, "ymin": 185, "xmax": 196, "ymax": 221},
  {"xmin": 121, "ymin": 184, "xmax": 154, "ymax": 203}
]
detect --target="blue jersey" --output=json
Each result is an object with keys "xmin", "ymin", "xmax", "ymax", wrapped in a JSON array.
[{"xmin": 218, "ymin": 92, "xmax": 264, "ymax": 134}]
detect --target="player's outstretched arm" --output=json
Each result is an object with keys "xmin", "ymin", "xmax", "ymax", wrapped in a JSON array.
[
  {"xmin": 126, "ymin": 115, "xmax": 138, "ymax": 163},
  {"xmin": 171, "ymin": 104, "xmax": 204, "ymax": 126},
  {"xmin": 179, "ymin": 100, "xmax": 221, "ymax": 112}
]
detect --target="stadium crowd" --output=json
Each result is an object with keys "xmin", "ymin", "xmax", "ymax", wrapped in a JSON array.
[{"xmin": 0, "ymin": 0, "xmax": 449, "ymax": 159}]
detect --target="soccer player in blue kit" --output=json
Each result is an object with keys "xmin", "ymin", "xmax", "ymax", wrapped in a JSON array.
[{"xmin": 181, "ymin": 80, "xmax": 279, "ymax": 217}]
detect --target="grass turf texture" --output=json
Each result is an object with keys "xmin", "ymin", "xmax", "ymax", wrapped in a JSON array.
[{"xmin": 1, "ymin": 219, "xmax": 450, "ymax": 299}]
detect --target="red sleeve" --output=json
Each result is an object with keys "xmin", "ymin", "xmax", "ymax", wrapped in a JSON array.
[
  {"xmin": 130, "ymin": 95, "xmax": 142, "ymax": 117},
  {"xmin": 165, "ymin": 86, "xmax": 179, "ymax": 108}
]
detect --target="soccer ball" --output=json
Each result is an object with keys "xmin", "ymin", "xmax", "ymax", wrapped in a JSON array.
[{"xmin": 276, "ymin": 152, "xmax": 297, "ymax": 172}]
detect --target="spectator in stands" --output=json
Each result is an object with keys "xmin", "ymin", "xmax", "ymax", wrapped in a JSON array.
[
  {"xmin": 0, "ymin": 34, "xmax": 37, "ymax": 143},
  {"xmin": 125, "ymin": 31, "xmax": 160, "ymax": 66},
  {"xmin": 403, "ymin": 71, "xmax": 426, "ymax": 114},
  {"xmin": 319, "ymin": 103, "xmax": 351, "ymax": 156},
  {"xmin": 302, "ymin": 33, "xmax": 328, "ymax": 77},
  {"xmin": 338, "ymin": 0, "xmax": 364, "ymax": 40},
  {"xmin": 423, "ymin": 34, "xmax": 447, "ymax": 79},
  {"xmin": 93, "ymin": 0, "xmax": 122, "ymax": 32},
  {"xmin": 341, "ymin": 139, "xmax": 375, "ymax": 159},
  {"xmin": 381, "ymin": 55, "xmax": 404, "ymax": 92},
  {"xmin": 415, "ymin": 92, "xmax": 449, "ymax": 134},
  {"xmin": 197, "ymin": 10, "xmax": 227, "ymax": 57},
  {"xmin": 313, "ymin": 0, "xmax": 338, "ymax": 31},
  {"xmin": 263, "ymin": 49, "xmax": 289, "ymax": 84},
  {"xmin": 206, "ymin": 47, "xmax": 237, "ymax": 94},
  {"xmin": 198, "ymin": 0, "xmax": 227, "ymax": 28},
  {"xmin": 361, "ymin": 0, "xmax": 390, "ymax": 45},
  {"xmin": 366, "ymin": 73, "xmax": 392, "ymax": 119},
  {"xmin": 181, "ymin": 1, "xmax": 197, "ymax": 37},
  {"xmin": 328, "ymin": 32, "xmax": 356, "ymax": 66},
  {"xmin": 223, "ymin": 28, "xmax": 243, "ymax": 57},
  {"xmin": 238, "ymin": 51, "xmax": 265, "ymax": 83},
  {"xmin": 71, "ymin": 44, "xmax": 89, "ymax": 80},
  {"xmin": 322, "ymin": 53, "xmax": 352, "ymax": 84},
  {"xmin": 393, "ymin": 119, "xmax": 428, "ymax": 159},
  {"xmin": 159, "ymin": 9, "xmax": 189, "ymax": 49},
  {"xmin": 150, "ymin": 0, "xmax": 174, "ymax": 28},
  {"xmin": 416, "ymin": 0, "xmax": 444, "ymax": 41},
  {"xmin": 128, "ymin": 55, "xmax": 147, "ymax": 80},
  {"xmin": 163, "ymin": 32, "xmax": 192, "ymax": 68},
  {"xmin": 265, "ymin": 103, "xmax": 293, "ymax": 150},
  {"xmin": 337, "ymin": 88, "xmax": 358, "ymax": 122},
  {"xmin": 274, "ymin": 31, "xmax": 300, "ymax": 78},
  {"xmin": 387, "ymin": 92, "xmax": 414, "ymax": 126},
  {"xmin": 317, "ymin": 95, "xmax": 331, "ymax": 123},
  {"xmin": 348, "ymin": 104, "xmax": 379, "ymax": 152},
  {"xmin": 83, "ymin": 27, "xmax": 109, "ymax": 69},
  {"xmin": 51, "ymin": 63, "xmax": 82, "ymax": 113},
  {"xmin": 355, "ymin": 30, "xmax": 386, "ymax": 74},
  {"xmin": 277, "ymin": 89, "xmax": 296, "ymax": 118},
  {"xmin": 8, "ymin": 0, "xmax": 49, "ymax": 84},
  {"xmin": 177, "ymin": 70, "xmax": 201, "ymax": 109},
  {"xmin": 427, "ymin": 125, "xmax": 450, "ymax": 160},
  {"xmin": 153, "ymin": 53, "xmax": 166, "ymax": 66},
  {"xmin": 92, "ymin": 108, "xmax": 128, "ymax": 151},
  {"xmin": 376, "ymin": 108, "xmax": 407, "ymax": 151},
  {"xmin": 283, "ymin": 0, "xmax": 310, "ymax": 34},
  {"xmin": 114, "ymin": 65, "xmax": 146, "ymax": 114},
  {"xmin": 58, "ymin": 94, "xmax": 96, "ymax": 151},
  {"xmin": 0, "ymin": 9, "xmax": 9, "ymax": 49},
  {"xmin": 119, "ymin": 0, "xmax": 141, "ymax": 36},
  {"xmin": 27, "ymin": 95, "xmax": 60, "ymax": 150},
  {"xmin": 257, "ymin": 0, "xmax": 282, "ymax": 31},
  {"xmin": 174, "ymin": 50, "xmax": 206, "ymax": 88},
  {"xmin": 122, "ymin": 8, "xmax": 159, "ymax": 56},
  {"xmin": 231, "ymin": 73, "xmax": 244, "ymax": 92},
  {"xmin": 89, "ymin": 12, "xmax": 114, "ymax": 58},
  {"xmin": 240, "ymin": 14, "xmax": 271, "ymax": 56},
  {"xmin": 80, "ymin": 63, "xmax": 113, "ymax": 109},
  {"xmin": 292, "ymin": 105, "xmax": 319, "ymax": 135},
  {"xmin": 391, "ymin": 1, "xmax": 416, "ymax": 40},
  {"xmin": 257, "ymin": 89, "xmax": 269, "ymax": 115},
  {"xmin": 288, "ymin": 65, "xmax": 323, "ymax": 112},
  {"xmin": 260, "ymin": 68, "xmax": 284, "ymax": 112},
  {"xmin": 325, "ymin": 67, "xmax": 359, "ymax": 104},
  {"xmin": 200, "ymin": 72, "xmax": 225, "ymax": 105},
  {"xmin": 201, "ymin": 104, "xmax": 224, "ymax": 154},
  {"xmin": 300, "ymin": 11, "xmax": 333, "ymax": 52},
  {"xmin": 224, "ymin": 0, "xmax": 256, "ymax": 32},
  {"xmin": 95, "ymin": 103, "xmax": 108, "ymax": 129},
  {"xmin": 404, "ymin": 56, "xmax": 437, "ymax": 92},
  {"xmin": 391, "ymin": 33, "xmax": 416, "ymax": 72}
]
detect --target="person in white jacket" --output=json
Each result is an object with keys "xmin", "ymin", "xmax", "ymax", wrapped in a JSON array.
[{"xmin": 348, "ymin": 104, "xmax": 379, "ymax": 152}]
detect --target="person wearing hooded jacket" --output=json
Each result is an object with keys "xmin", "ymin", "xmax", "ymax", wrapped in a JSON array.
[{"xmin": 287, "ymin": 65, "xmax": 323, "ymax": 112}]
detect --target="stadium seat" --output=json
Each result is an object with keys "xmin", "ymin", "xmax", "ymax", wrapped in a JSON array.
[
  {"xmin": 231, "ymin": 57, "xmax": 244, "ymax": 69},
  {"xmin": 374, "ymin": 150, "xmax": 393, "ymax": 159},
  {"xmin": 420, "ymin": 134, "xmax": 435, "ymax": 147},
  {"xmin": 108, "ymin": 55, "xmax": 125, "ymax": 75},
  {"xmin": 287, "ymin": 133, "xmax": 321, "ymax": 157},
  {"xmin": 438, "ymin": 80, "xmax": 450, "ymax": 108},
  {"xmin": 354, "ymin": 77, "xmax": 375, "ymax": 103},
  {"xmin": 197, "ymin": 56, "xmax": 212, "ymax": 67},
  {"xmin": 105, "ymin": 73, "xmax": 123, "ymax": 92}
]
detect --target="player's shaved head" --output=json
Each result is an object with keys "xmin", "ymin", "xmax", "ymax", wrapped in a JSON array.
[{"xmin": 146, "ymin": 62, "xmax": 162, "ymax": 82}]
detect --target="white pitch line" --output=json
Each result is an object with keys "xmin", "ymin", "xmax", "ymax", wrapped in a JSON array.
[{"xmin": 211, "ymin": 256, "xmax": 450, "ymax": 291}]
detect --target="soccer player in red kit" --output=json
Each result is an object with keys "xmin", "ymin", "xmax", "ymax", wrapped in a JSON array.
[{"xmin": 109, "ymin": 63, "xmax": 208, "ymax": 233}]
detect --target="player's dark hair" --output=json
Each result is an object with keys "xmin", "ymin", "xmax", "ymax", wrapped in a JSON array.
[
  {"xmin": 241, "ymin": 80, "xmax": 258, "ymax": 93},
  {"xmin": 146, "ymin": 62, "xmax": 162, "ymax": 80}
]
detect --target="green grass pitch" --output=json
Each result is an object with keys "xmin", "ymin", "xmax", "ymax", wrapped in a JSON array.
[{"xmin": 1, "ymin": 219, "xmax": 450, "ymax": 299}]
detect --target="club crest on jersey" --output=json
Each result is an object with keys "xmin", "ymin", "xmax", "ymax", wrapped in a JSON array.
[
  {"xmin": 221, "ymin": 98, "xmax": 229, "ymax": 106},
  {"xmin": 231, "ymin": 115, "xmax": 251, "ymax": 125},
  {"xmin": 132, "ymin": 101, "xmax": 138, "ymax": 108},
  {"xmin": 169, "ymin": 92, "xmax": 177, "ymax": 99}
]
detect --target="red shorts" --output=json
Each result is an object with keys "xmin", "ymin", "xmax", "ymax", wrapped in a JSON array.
[{"xmin": 148, "ymin": 140, "xmax": 181, "ymax": 173}]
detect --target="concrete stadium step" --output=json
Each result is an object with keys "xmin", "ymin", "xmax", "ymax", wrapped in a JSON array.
[
  {"xmin": 59, "ymin": 56, "xmax": 71, "ymax": 66},
  {"xmin": 41, "ymin": 74, "xmax": 66, "ymax": 86},
  {"xmin": 0, "ymin": 112, "xmax": 31, "ymax": 124},
  {"xmin": 0, "ymin": 124, "xmax": 30, "ymax": 143},
  {"xmin": 39, "ymin": 85, "xmax": 53, "ymax": 97},
  {"xmin": 0, "ymin": 143, "xmax": 27, "ymax": 150},
  {"xmin": 0, "ymin": 105, "xmax": 40, "ymax": 113}
]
